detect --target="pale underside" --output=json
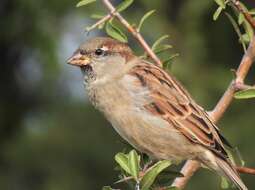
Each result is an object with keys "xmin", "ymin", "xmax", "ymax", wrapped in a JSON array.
[{"xmin": 85, "ymin": 59, "xmax": 229, "ymax": 168}]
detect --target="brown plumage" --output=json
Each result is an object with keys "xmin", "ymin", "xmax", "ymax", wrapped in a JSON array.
[{"xmin": 67, "ymin": 37, "xmax": 247, "ymax": 190}]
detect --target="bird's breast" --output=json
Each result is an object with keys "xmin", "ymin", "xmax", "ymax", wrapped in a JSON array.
[{"xmin": 86, "ymin": 75, "xmax": 201, "ymax": 161}]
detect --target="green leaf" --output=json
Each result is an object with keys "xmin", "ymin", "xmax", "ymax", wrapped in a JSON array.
[
  {"xmin": 116, "ymin": 0, "xmax": 134, "ymax": 12},
  {"xmin": 105, "ymin": 21, "xmax": 128, "ymax": 43},
  {"xmin": 225, "ymin": 13, "xmax": 247, "ymax": 52},
  {"xmin": 102, "ymin": 186, "xmax": 112, "ymax": 190},
  {"xmin": 214, "ymin": 0, "xmax": 226, "ymax": 9},
  {"xmin": 154, "ymin": 44, "xmax": 173, "ymax": 54},
  {"xmin": 162, "ymin": 53, "xmax": 179, "ymax": 69},
  {"xmin": 140, "ymin": 160, "xmax": 171, "ymax": 190},
  {"xmin": 234, "ymin": 88, "xmax": 255, "ymax": 99},
  {"xmin": 76, "ymin": 0, "xmax": 96, "ymax": 7},
  {"xmin": 213, "ymin": 6, "xmax": 223, "ymax": 21},
  {"xmin": 128, "ymin": 150, "xmax": 140, "ymax": 181},
  {"xmin": 152, "ymin": 35, "xmax": 169, "ymax": 51},
  {"xmin": 243, "ymin": 20, "xmax": 254, "ymax": 42},
  {"xmin": 90, "ymin": 13, "xmax": 104, "ymax": 19},
  {"xmin": 221, "ymin": 177, "xmax": 229, "ymax": 189},
  {"xmin": 240, "ymin": 34, "xmax": 250, "ymax": 43},
  {"xmin": 115, "ymin": 152, "xmax": 130, "ymax": 174},
  {"xmin": 137, "ymin": 10, "xmax": 156, "ymax": 32},
  {"xmin": 238, "ymin": 13, "xmax": 245, "ymax": 25}
]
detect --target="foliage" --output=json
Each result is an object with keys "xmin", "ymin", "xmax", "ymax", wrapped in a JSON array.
[
  {"xmin": 103, "ymin": 150, "xmax": 181, "ymax": 190},
  {"xmin": 234, "ymin": 88, "xmax": 255, "ymax": 99},
  {"xmin": 75, "ymin": 0, "xmax": 255, "ymax": 189},
  {"xmin": 76, "ymin": 0, "xmax": 96, "ymax": 7},
  {"xmin": 1, "ymin": 0, "xmax": 255, "ymax": 190},
  {"xmin": 77, "ymin": 0, "xmax": 178, "ymax": 70},
  {"xmin": 213, "ymin": 0, "xmax": 254, "ymax": 50}
]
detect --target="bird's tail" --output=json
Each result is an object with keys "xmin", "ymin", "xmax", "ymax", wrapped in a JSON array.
[{"xmin": 215, "ymin": 157, "xmax": 248, "ymax": 190}]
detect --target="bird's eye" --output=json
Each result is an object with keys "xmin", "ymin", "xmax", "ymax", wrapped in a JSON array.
[{"xmin": 95, "ymin": 48, "xmax": 104, "ymax": 56}]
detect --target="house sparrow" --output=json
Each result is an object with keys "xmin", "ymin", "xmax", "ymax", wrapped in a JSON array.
[{"xmin": 67, "ymin": 37, "xmax": 247, "ymax": 190}]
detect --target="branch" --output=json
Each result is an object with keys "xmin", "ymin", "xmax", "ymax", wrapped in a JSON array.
[
  {"xmin": 172, "ymin": 36, "xmax": 255, "ymax": 189},
  {"xmin": 86, "ymin": 13, "xmax": 112, "ymax": 31},
  {"xmin": 171, "ymin": 160, "xmax": 200, "ymax": 189},
  {"xmin": 230, "ymin": 0, "xmax": 255, "ymax": 29},
  {"xmin": 236, "ymin": 166, "xmax": 255, "ymax": 175},
  {"xmin": 170, "ymin": 2, "xmax": 255, "ymax": 186},
  {"xmin": 92, "ymin": 0, "xmax": 255, "ymax": 189},
  {"xmin": 100, "ymin": 0, "xmax": 162, "ymax": 67}
]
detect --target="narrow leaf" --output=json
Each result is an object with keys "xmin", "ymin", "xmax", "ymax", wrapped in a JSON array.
[
  {"xmin": 90, "ymin": 13, "xmax": 104, "ymax": 19},
  {"xmin": 76, "ymin": 0, "xmax": 96, "ymax": 7},
  {"xmin": 213, "ymin": 7, "xmax": 223, "ymax": 21},
  {"xmin": 154, "ymin": 44, "xmax": 173, "ymax": 54},
  {"xmin": 128, "ymin": 150, "xmax": 140, "ymax": 181},
  {"xmin": 152, "ymin": 35, "xmax": 169, "ymax": 51},
  {"xmin": 214, "ymin": 0, "xmax": 226, "ymax": 9},
  {"xmin": 115, "ymin": 152, "xmax": 130, "ymax": 174},
  {"xmin": 116, "ymin": 0, "xmax": 134, "ymax": 12},
  {"xmin": 137, "ymin": 10, "xmax": 156, "ymax": 32},
  {"xmin": 163, "ymin": 53, "xmax": 179, "ymax": 71},
  {"xmin": 238, "ymin": 13, "xmax": 245, "ymax": 25},
  {"xmin": 105, "ymin": 21, "xmax": 128, "ymax": 43},
  {"xmin": 243, "ymin": 20, "xmax": 254, "ymax": 42},
  {"xmin": 234, "ymin": 88, "xmax": 255, "ymax": 99},
  {"xmin": 140, "ymin": 160, "xmax": 171, "ymax": 190},
  {"xmin": 221, "ymin": 177, "xmax": 229, "ymax": 189},
  {"xmin": 241, "ymin": 34, "xmax": 250, "ymax": 43},
  {"xmin": 225, "ymin": 13, "xmax": 246, "ymax": 52}
]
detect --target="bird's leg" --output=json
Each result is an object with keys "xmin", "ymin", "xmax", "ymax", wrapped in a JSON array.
[{"xmin": 135, "ymin": 181, "xmax": 140, "ymax": 190}]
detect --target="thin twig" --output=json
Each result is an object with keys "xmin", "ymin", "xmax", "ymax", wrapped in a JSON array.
[
  {"xmin": 236, "ymin": 166, "xmax": 255, "ymax": 175},
  {"xmin": 101, "ymin": 0, "xmax": 162, "ymax": 67},
  {"xmin": 230, "ymin": 0, "xmax": 255, "ymax": 29},
  {"xmin": 172, "ymin": 36, "xmax": 255, "ymax": 189},
  {"xmin": 211, "ymin": 35, "xmax": 255, "ymax": 121},
  {"xmin": 171, "ymin": 160, "xmax": 200, "ymax": 189},
  {"xmin": 171, "ymin": 2, "xmax": 255, "ymax": 185},
  {"xmin": 86, "ymin": 13, "xmax": 112, "ymax": 31},
  {"xmin": 95, "ymin": 0, "xmax": 255, "ymax": 188}
]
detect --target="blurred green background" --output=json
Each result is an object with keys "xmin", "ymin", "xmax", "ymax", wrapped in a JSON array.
[{"xmin": 1, "ymin": 0, "xmax": 255, "ymax": 189}]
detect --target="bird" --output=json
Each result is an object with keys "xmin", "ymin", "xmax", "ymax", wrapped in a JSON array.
[{"xmin": 67, "ymin": 37, "xmax": 247, "ymax": 190}]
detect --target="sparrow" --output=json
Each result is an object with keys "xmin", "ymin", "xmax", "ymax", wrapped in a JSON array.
[{"xmin": 67, "ymin": 37, "xmax": 247, "ymax": 190}]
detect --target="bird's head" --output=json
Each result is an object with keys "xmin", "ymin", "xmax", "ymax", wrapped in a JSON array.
[{"xmin": 67, "ymin": 37, "xmax": 135, "ymax": 80}]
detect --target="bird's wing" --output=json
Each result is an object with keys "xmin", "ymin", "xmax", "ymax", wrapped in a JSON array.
[{"xmin": 128, "ymin": 62, "xmax": 229, "ymax": 159}]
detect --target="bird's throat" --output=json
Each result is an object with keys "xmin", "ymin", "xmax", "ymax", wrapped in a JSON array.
[{"xmin": 80, "ymin": 65, "xmax": 95, "ymax": 83}]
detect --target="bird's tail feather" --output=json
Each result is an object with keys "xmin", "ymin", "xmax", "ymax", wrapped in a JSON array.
[{"xmin": 215, "ymin": 157, "xmax": 248, "ymax": 190}]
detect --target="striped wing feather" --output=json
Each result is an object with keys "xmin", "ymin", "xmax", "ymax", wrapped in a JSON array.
[{"xmin": 128, "ymin": 62, "xmax": 229, "ymax": 160}]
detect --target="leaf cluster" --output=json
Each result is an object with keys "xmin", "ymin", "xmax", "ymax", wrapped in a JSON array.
[
  {"xmin": 103, "ymin": 150, "xmax": 181, "ymax": 190},
  {"xmin": 213, "ymin": 0, "xmax": 255, "ymax": 100},
  {"xmin": 76, "ymin": 0, "xmax": 178, "ymax": 69}
]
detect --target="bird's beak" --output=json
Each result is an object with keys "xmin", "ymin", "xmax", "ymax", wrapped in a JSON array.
[{"xmin": 67, "ymin": 52, "xmax": 91, "ymax": 67}]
